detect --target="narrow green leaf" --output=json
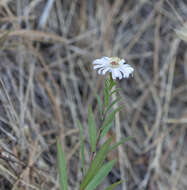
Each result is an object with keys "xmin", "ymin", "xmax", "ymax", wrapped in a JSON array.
[
  {"xmin": 101, "ymin": 107, "xmax": 122, "ymax": 131},
  {"xmin": 105, "ymin": 79, "xmax": 110, "ymax": 88},
  {"xmin": 100, "ymin": 122, "xmax": 113, "ymax": 139},
  {"xmin": 85, "ymin": 159, "xmax": 116, "ymax": 190},
  {"xmin": 104, "ymin": 180, "xmax": 124, "ymax": 190},
  {"xmin": 109, "ymin": 136, "xmax": 133, "ymax": 152},
  {"xmin": 88, "ymin": 106, "xmax": 97, "ymax": 152},
  {"xmin": 57, "ymin": 138, "xmax": 68, "ymax": 190},
  {"xmin": 110, "ymin": 88, "xmax": 121, "ymax": 96},
  {"xmin": 80, "ymin": 138, "xmax": 112, "ymax": 190},
  {"xmin": 104, "ymin": 81, "xmax": 109, "ymax": 108},
  {"xmin": 109, "ymin": 73, "xmax": 116, "ymax": 89},
  {"xmin": 104, "ymin": 97, "xmax": 122, "ymax": 114},
  {"xmin": 95, "ymin": 94, "xmax": 103, "ymax": 119},
  {"xmin": 77, "ymin": 120, "xmax": 85, "ymax": 175},
  {"xmin": 109, "ymin": 78, "xmax": 117, "ymax": 91}
]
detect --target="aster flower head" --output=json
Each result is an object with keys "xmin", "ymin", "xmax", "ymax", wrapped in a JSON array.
[{"xmin": 93, "ymin": 57, "xmax": 134, "ymax": 80}]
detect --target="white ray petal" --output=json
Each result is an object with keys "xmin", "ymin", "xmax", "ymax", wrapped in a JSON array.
[
  {"xmin": 114, "ymin": 69, "xmax": 121, "ymax": 79},
  {"xmin": 111, "ymin": 69, "xmax": 116, "ymax": 80},
  {"xmin": 120, "ymin": 66, "xmax": 134, "ymax": 78},
  {"xmin": 93, "ymin": 57, "xmax": 110, "ymax": 65},
  {"xmin": 119, "ymin": 59, "xmax": 126, "ymax": 65},
  {"xmin": 122, "ymin": 64, "xmax": 134, "ymax": 70},
  {"xmin": 102, "ymin": 67, "xmax": 110, "ymax": 75},
  {"xmin": 117, "ymin": 70, "xmax": 122, "ymax": 79},
  {"xmin": 98, "ymin": 67, "xmax": 105, "ymax": 74},
  {"xmin": 93, "ymin": 64, "xmax": 105, "ymax": 69},
  {"xmin": 93, "ymin": 59, "xmax": 103, "ymax": 65}
]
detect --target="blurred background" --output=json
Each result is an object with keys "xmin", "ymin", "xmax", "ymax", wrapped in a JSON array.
[{"xmin": 0, "ymin": 0, "xmax": 187, "ymax": 189}]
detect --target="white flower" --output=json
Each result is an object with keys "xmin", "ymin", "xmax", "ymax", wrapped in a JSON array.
[{"xmin": 92, "ymin": 57, "xmax": 134, "ymax": 80}]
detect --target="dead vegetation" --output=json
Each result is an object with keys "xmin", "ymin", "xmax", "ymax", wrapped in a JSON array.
[{"xmin": 0, "ymin": 0, "xmax": 187, "ymax": 189}]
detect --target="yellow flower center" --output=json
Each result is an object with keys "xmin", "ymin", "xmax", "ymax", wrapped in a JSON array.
[{"xmin": 109, "ymin": 57, "xmax": 120, "ymax": 68}]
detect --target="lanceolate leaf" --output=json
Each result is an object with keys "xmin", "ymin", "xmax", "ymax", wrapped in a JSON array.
[
  {"xmin": 101, "ymin": 107, "xmax": 122, "ymax": 131},
  {"xmin": 85, "ymin": 159, "xmax": 116, "ymax": 190},
  {"xmin": 104, "ymin": 80, "xmax": 109, "ymax": 108},
  {"xmin": 109, "ymin": 76, "xmax": 117, "ymax": 91},
  {"xmin": 110, "ymin": 88, "xmax": 121, "ymax": 96},
  {"xmin": 100, "ymin": 122, "xmax": 113, "ymax": 139},
  {"xmin": 104, "ymin": 97, "xmax": 122, "ymax": 114},
  {"xmin": 105, "ymin": 79, "xmax": 110, "ymax": 88},
  {"xmin": 88, "ymin": 106, "xmax": 97, "ymax": 152},
  {"xmin": 80, "ymin": 138, "xmax": 112, "ymax": 190},
  {"xmin": 57, "ymin": 138, "xmax": 68, "ymax": 190},
  {"xmin": 95, "ymin": 94, "xmax": 103, "ymax": 119},
  {"xmin": 108, "ymin": 136, "xmax": 133, "ymax": 152},
  {"xmin": 77, "ymin": 120, "xmax": 85, "ymax": 175},
  {"xmin": 104, "ymin": 180, "xmax": 124, "ymax": 190}
]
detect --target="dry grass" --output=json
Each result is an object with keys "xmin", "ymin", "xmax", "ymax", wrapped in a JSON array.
[{"xmin": 0, "ymin": 0, "xmax": 187, "ymax": 190}]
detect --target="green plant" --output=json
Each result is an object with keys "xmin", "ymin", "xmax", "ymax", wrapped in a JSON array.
[{"xmin": 57, "ymin": 57, "xmax": 134, "ymax": 190}]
